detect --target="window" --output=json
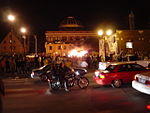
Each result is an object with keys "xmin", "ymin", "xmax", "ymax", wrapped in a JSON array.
[
  {"xmin": 131, "ymin": 64, "xmax": 146, "ymax": 71},
  {"xmin": 118, "ymin": 64, "xmax": 132, "ymax": 72},
  {"xmin": 106, "ymin": 65, "xmax": 116, "ymax": 72},
  {"xmin": 49, "ymin": 46, "xmax": 52, "ymax": 50},
  {"xmin": 58, "ymin": 46, "xmax": 61, "ymax": 50}
]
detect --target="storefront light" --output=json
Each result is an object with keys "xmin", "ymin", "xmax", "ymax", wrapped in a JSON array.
[{"xmin": 126, "ymin": 42, "xmax": 133, "ymax": 48}]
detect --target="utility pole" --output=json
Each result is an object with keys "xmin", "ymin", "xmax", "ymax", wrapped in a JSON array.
[{"xmin": 34, "ymin": 35, "xmax": 38, "ymax": 55}]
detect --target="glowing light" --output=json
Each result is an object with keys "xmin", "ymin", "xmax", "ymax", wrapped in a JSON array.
[
  {"xmin": 20, "ymin": 27, "xmax": 27, "ymax": 33},
  {"xmin": 126, "ymin": 42, "xmax": 133, "ymax": 48},
  {"xmin": 99, "ymin": 75, "xmax": 105, "ymax": 79},
  {"xmin": 7, "ymin": 14, "xmax": 15, "ymax": 22},
  {"xmin": 106, "ymin": 29, "xmax": 113, "ymax": 36},
  {"xmin": 98, "ymin": 30, "xmax": 104, "ymax": 36},
  {"xmin": 68, "ymin": 49, "xmax": 88, "ymax": 57},
  {"xmin": 95, "ymin": 71, "xmax": 100, "ymax": 77},
  {"xmin": 146, "ymin": 105, "xmax": 150, "ymax": 110}
]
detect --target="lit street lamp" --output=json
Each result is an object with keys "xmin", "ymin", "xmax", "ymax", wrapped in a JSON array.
[
  {"xmin": 97, "ymin": 29, "xmax": 113, "ymax": 61},
  {"xmin": 7, "ymin": 14, "xmax": 16, "ymax": 55},
  {"xmin": 7, "ymin": 14, "xmax": 15, "ymax": 22}
]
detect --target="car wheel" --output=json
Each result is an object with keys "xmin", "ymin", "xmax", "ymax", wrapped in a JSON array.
[{"xmin": 111, "ymin": 79, "xmax": 122, "ymax": 88}]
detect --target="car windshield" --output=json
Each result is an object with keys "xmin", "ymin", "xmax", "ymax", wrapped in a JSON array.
[
  {"xmin": 105, "ymin": 65, "xmax": 116, "ymax": 72},
  {"xmin": 39, "ymin": 65, "xmax": 47, "ymax": 69}
]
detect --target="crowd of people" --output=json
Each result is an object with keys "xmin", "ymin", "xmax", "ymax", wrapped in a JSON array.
[{"xmin": 0, "ymin": 54, "xmax": 101, "ymax": 77}]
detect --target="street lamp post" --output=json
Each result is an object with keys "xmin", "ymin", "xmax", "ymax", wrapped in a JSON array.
[
  {"xmin": 7, "ymin": 14, "xmax": 15, "ymax": 55},
  {"xmin": 20, "ymin": 27, "xmax": 27, "ymax": 55},
  {"xmin": 34, "ymin": 35, "xmax": 38, "ymax": 55},
  {"xmin": 97, "ymin": 29, "xmax": 113, "ymax": 61}
]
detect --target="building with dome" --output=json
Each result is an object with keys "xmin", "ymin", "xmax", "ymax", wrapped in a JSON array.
[{"xmin": 45, "ymin": 16, "xmax": 99, "ymax": 57}]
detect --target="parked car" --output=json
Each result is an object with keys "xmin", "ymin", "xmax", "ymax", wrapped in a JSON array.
[
  {"xmin": 31, "ymin": 64, "xmax": 88, "ymax": 82},
  {"xmin": 93, "ymin": 62, "xmax": 150, "ymax": 88},
  {"xmin": 132, "ymin": 71, "xmax": 150, "ymax": 95},
  {"xmin": 31, "ymin": 64, "xmax": 52, "ymax": 81}
]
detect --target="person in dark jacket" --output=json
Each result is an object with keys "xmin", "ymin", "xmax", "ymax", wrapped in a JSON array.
[{"xmin": 57, "ymin": 62, "xmax": 72, "ymax": 92}]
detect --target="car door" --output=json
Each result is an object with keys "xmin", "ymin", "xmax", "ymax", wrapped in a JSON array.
[{"xmin": 116, "ymin": 64, "xmax": 133, "ymax": 83}]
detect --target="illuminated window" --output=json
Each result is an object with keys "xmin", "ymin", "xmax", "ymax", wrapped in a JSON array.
[{"xmin": 126, "ymin": 42, "xmax": 133, "ymax": 48}]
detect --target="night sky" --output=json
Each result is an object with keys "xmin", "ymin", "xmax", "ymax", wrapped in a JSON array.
[{"xmin": 0, "ymin": 0, "xmax": 150, "ymax": 36}]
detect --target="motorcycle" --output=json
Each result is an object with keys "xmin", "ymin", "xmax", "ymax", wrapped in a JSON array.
[{"xmin": 47, "ymin": 68, "xmax": 89, "ymax": 90}]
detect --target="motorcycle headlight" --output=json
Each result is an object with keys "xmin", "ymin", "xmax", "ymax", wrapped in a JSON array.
[
  {"xmin": 84, "ymin": 69, "xmax": 87, "ymax": 73},
  {"xmin": 75, "ymin": 71, "xmax": 80, "ymax": 75}
]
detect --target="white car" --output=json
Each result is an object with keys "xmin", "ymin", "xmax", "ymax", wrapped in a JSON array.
[{"xmin": 132, "ymin": 71, "xmax": 150, "ymax": 95}]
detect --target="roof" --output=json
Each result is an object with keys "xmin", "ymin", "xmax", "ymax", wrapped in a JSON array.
[{"xmin": 59, "ymin": 16, "xmax": 83, "ymax": 28}]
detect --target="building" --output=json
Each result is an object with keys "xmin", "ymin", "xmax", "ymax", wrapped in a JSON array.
[
  {"xmin": 116, "ymin": 30, "xmax": 150, "ymax": 59},
  {"xmin": 0, "ymin": 31, "xmax": 28, "ymax": 56},
  {"xmin": 45, "ymin": 16, "xmax": 150, "ymax": 60},
  {"xmin": 45, "ymin": 16, "xmax": 99, "ymax": 57}
]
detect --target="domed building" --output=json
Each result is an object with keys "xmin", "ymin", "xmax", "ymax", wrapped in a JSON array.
[
  {"xmin": 45, "ymin": 16, "xmax": 99, "ymax": 57},
  {"xmin": 58, "ymin": 16, "xmax": 83, "ymax": 31}
]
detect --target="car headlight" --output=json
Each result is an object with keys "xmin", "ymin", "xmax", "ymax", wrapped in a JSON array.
[
  {"xmin": 84, "ymin": 69, "xmax": 87, "ymax": 73},
  {"xmin": 94, "ymin": 71, "xmax": 100, "ymax": 77},
  {"xmin": 31, "ymin": 72, "xmax": 35, "ymax": 78}
]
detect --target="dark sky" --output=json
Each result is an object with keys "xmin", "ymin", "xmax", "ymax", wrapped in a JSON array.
[{"xmin": 0, "ymin": 0, "xmax": 150, "ymax": 36}]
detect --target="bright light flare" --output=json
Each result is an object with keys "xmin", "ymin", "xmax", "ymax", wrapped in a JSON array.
[
  {"xmin": 106, "ymin": 29, "xmax": 113, "ymax": 36},
  {"xmin": 94, "ymin": 70, "xmax": 100, "ymax": 77},
  {"xmin": 99, "ymin": 75, "xmax": 105, "ymax": 79},
  {"xmin": 7, "ymin": 14, "xmax": 15, "ymax": 22},
  {"xmin": 146, "ymin": 105, "xmax": 150, "ymax": 110},
  {"xmin": 68, "ymin": 49, "xmax": 88, "ymax": 57},
  {"xmin": 98, "ymin": 30, "xmax": 104, "ymax": 36},
  {"xmin": 20, "ymin": 27, "xmax": 27, "ymax": 33}
]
